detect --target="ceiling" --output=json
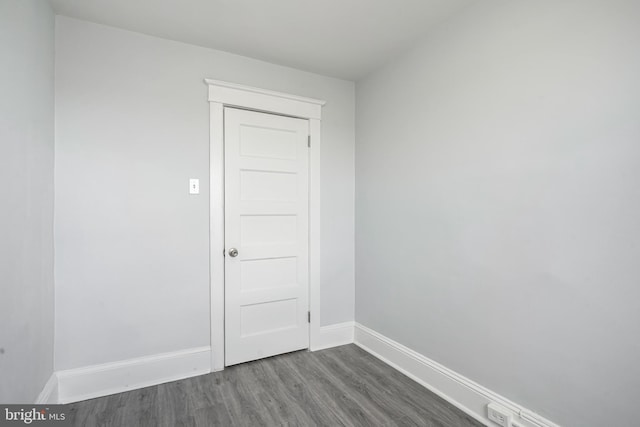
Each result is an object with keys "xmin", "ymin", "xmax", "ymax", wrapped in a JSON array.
[{"xmin": 50, "ymin": 0, "xmax": 473, "ymax": 80}]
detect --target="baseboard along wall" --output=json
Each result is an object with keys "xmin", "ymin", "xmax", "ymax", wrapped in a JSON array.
[
  {"xmin": 52, "ymin": 321, "xmax": 356, "ymax": 405},
  {"xmin": 56, "ymin": 346, "xmax": 211, "ymax": 404},
  {"xmin": 35, "ymin": 373, "xmax": 59, "ymax": 404},
  {"xmin": 47, "ymin": 320, "xmax": 559, "ymax": 427},
  {"xmin": 353, "ymin": 323, "xmax": 561, "ymax": 427},
  {"xmin": 314, "ymin": 321, "xmax": 355, "ymax": 351},
  {"xmin": 53, "ymin": 321, "xmax": 356, "ymax": 405}
]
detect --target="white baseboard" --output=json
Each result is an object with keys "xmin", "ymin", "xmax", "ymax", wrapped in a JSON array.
[
  {"xmin": 57, "ymin": 346, "xmax": 211, "ymax": 404},
  {"xmin": 354, "ymin": 323, "xmax": 560, "ymax": 427},
  {"xmin": 35, "ymin": 373, "xmax": 59, "ymax": 404},
  {"xmin": 312, "ymin": 321, "xmax": 355, "ymax": 351}
]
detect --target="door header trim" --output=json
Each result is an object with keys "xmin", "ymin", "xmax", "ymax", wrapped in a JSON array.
[
  {"xmin": 205, "ymin": 79, "xmax": 325, "ymax": 120},
  {"xmin": 205, "ymin": 78, "xmax": 326, "ymax": 105}
]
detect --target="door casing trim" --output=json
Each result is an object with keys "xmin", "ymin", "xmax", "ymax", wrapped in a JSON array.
[{"xmin": 206, "ymin": 78, "xmax": 325, "ymax": 371}]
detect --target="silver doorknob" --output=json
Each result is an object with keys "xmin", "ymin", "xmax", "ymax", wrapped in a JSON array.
[{"xmin": 228, "ymin": 248, "xmax": 239, "ymax": 258}]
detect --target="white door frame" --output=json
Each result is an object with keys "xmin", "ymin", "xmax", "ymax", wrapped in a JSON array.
[{"xmin": 205, "ymin": 79, "xmax": 325, "ymax": 371}]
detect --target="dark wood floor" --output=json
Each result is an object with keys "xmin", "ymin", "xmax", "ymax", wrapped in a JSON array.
[{"xmin": 68, "ymin": 344, "xmax": 483, "ymax": 427}]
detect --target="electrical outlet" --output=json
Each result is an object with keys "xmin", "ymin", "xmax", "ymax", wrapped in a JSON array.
[{"xmin": 487, "ymin": 403, "xmax": 512, "ymax": 427}]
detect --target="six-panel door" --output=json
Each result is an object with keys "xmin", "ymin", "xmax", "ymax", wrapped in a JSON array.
[{"xmin": 224, "ymin": 107, "xmax": 310, "ymax": 366}]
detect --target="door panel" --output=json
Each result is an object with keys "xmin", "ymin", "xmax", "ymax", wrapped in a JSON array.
[
  {"xmin": 240, "ymin": 170, "xmax": 297, "ymax": 201},
  {"xmin": 224, "ymin": 107, "xmax": 309, "ymax": 366}
]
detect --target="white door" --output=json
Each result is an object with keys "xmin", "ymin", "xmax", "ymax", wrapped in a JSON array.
[{"xmin": 224, "ymin": 107, "xmax": 310, "ymax": 366}]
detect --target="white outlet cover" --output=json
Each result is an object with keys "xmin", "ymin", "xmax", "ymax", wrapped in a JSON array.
[{"xmin": 487, "ymin": 403, "xmax": 512, "ymax": 427}]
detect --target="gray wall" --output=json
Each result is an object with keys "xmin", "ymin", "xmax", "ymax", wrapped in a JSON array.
[
  {"xmin": 0, "ymin": 0, "xmax": 55, "ymax": 403},
  {"xmin": 355, "ymin": 1, "xmax": 640, "ymax": 426},
  {"xmin": 54, "ymin": 16, "xmax": 355, "ymax": 371}
]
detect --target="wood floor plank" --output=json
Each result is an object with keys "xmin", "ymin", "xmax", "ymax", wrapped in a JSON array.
[
  {"xmin": 66, "ymin": 344, "xmax": 483, "ymax": 427},
  {"xmin": 317, "ymin": 349, "xmax": 428, "ymax": 426},
  {"xmin": 266, "ymin": 353, "xmax": 347, "ymax": 426},
  {"xmin": 248, "ymin": 358, "xmax": 318, "ymax": 426},
  {"xmin": 281, "ymin": 351, "xmax": 390, "ymax": 427},
  {"xmin": 329, "ymin": 346, "xmax": 482, "ymax": 427},
  {"xmin": 297, "ymin": 352, "xmax": 397, "ymax": 426}
]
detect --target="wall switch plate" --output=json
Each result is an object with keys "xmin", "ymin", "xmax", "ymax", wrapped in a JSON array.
[
  {"xmin": 487, "ymin": 403, "xmax": 512, "ymax": 427},
  {"xmin": 189, "ymin": 178, "xmax": 200, "ymax": 195}
]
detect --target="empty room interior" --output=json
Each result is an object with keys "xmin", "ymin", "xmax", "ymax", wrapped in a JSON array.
[{"xmin": 2, "ymin": 0, "xmax": 639, "ymax": 426}]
